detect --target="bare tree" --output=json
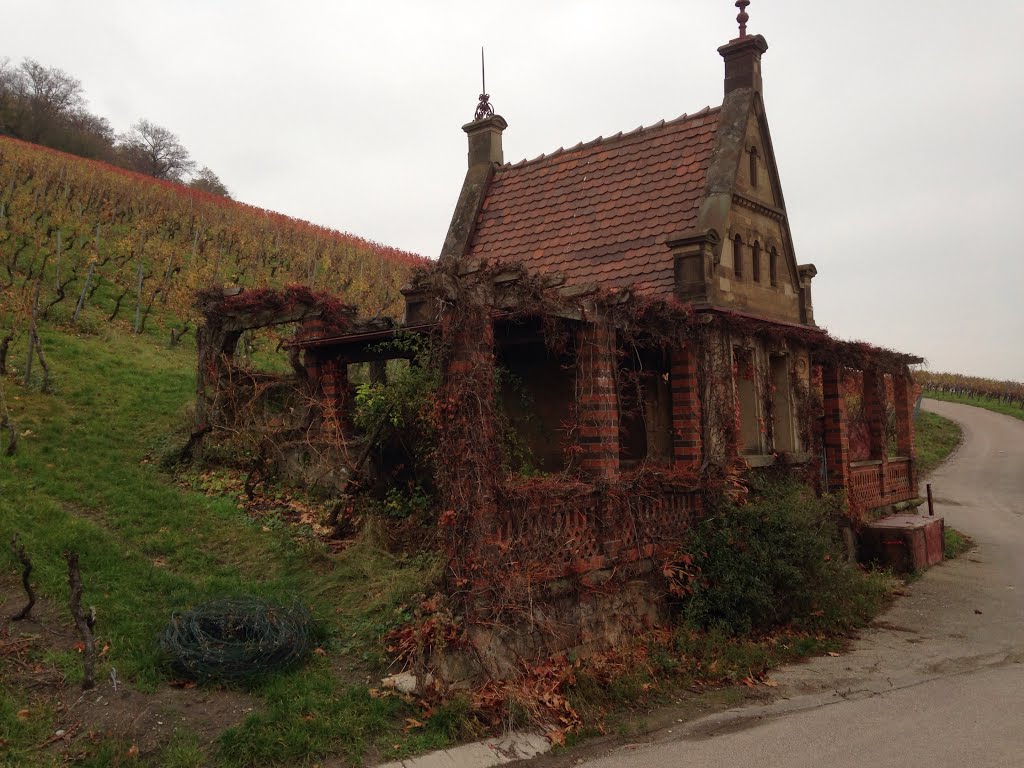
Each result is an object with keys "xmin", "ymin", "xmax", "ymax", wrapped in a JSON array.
[
  {"xmin": 0, "ymin": 57, "xmax": 17, "ymax": 135},
  {"xmin": 14, "ymin": 58, "xmax": 86, "ymax": 142},
  {"xmin": 188, "ymin": 166, "xmax": 231, "ymax": 198},
  {"xmin": 118, "ymin": 119, "xmax": 196, "ymax": 181}
]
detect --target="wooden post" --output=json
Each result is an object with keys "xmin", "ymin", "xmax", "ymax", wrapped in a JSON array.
[
  {"xmin": 134, "ymin": 233, "xmax": 145, "ymax": 335},
  {"xmin": 72, "ymin": 225, "xmax": 99, "ymax": 324}
]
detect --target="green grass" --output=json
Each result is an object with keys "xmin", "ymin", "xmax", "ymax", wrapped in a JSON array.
[
  {"xmin": 914, "ymin": 410, "xmax": 962, "ymax": 476},
  {"xmin": 0, "ymin": 323, "xmax": 444, "ymax": 766},
  {"xmin": 943, "ymin": 528, "xmax": 973, "ymax": 560},
  {"xmin": 923, "ymin": 391, "xmax": 1024, "ymax": 422}
]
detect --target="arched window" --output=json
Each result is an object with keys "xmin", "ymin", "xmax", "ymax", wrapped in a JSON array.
[
  {"xmin": 752, "ymin": 241, "xmax": 761, "ymax": 283},
  {"xmin": 749, "ymin": 146, "xmax": 759, "ymax": 187},
  {"xmin": 733, "ymin": 235, "xmax": 743, "ymax": 278},
  {"xmin": 769, "ymin": 247, "xmax": 778, "ymax": 287}
]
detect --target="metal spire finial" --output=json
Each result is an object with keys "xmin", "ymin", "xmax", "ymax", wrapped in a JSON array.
[
  {"xmin": 474, "ymin": 46, "xmax": 494, "ymax": 121},
  {"xmin": 735, "ymin": 0, "xmax": 750, "ymax": 38}
]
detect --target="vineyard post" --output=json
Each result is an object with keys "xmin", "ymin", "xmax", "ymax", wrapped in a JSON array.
[
  {"xmin": 24, "ymin": 256, "xmax": 48, "ymax": 388},
  {"xmin": 134, "ymin": 232, "xmax": 145, "ymax": 334},
  {"xmin": 158, "ymin": 251, "xmax": 175, "ymax": 307},
  {"xmin": 73, "ymin": 224, "xmax": 99, "ymax": 324},
  {"xmin": 54, "ymin": 229, "xmax": 62, "ymax": 291}
]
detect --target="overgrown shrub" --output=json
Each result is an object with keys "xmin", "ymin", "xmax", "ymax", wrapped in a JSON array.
[
  {"xmin": 680, "ymin": 473, "xmax": 890, "ymax": 635},
  {"xmin": 354, "ymin": 334, "xmax": 440, "ymax": 453}
]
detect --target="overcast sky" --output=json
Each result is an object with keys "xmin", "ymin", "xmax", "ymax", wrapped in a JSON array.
[{"xmin": 4, "ymin": 1, "xmax": 1022, "ymax": 380}]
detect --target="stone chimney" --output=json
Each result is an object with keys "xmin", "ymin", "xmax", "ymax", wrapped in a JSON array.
[
  {"xmin": 439, "ymin": 114, "xmax": 508, "ymax": 263},
  {"xmin": 464, "ymin": 115, "xmax": 507, "ymax": 167},
  {"xmin": 798, "ymin": 263, "xmax": 817, "ymax": 326},
  {"xmin": 718, "ymin": 33, "xmax": 769, "ymax": 95}
]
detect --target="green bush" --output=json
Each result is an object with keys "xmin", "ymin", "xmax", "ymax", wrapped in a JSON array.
[{"xmin": 681, "ymin": 474, "xmax": 888, "ymax": 635}]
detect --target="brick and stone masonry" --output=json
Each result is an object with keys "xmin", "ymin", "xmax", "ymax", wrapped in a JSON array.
[
  {"xmin": 671, "ymin": 342, "xmax": 703, "ymax": 470},
  {"xmin": 822, "ymin": 362, "xmax": 850, "ymax": 493},
  {"xmin": 862, "ymin": 367, "xmax": 888, "ymax": 495},
  {"xmin": 576, "ymin": 318, "xmax": 620, "ymax": 480},
  {"xmin": 893, "ymin": 372, "xmax": 919, "ymax": 494}
]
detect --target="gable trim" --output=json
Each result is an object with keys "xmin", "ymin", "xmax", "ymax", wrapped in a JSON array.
[{"xmin": 731, "ymin": 192, "xmax": 785, "ymax": 222}]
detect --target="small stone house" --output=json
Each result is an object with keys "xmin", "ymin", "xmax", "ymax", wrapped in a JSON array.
[{"xmin": 284, "ymin": 16, "xmax": 923, "ymax": 668}]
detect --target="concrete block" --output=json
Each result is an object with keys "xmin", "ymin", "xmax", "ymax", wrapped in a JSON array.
[{"xmin": 861, "ymin": 514, "xmax": 944, "ymax": 572}]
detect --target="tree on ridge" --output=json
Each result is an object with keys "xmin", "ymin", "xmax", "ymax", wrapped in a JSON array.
[
  {"xmin": 188, "ymin": 166, "xmax": 231, "ymax": 198},
  {"xmin": 118, "ymin": 119, "xmax": 196, "ymax": 181}
]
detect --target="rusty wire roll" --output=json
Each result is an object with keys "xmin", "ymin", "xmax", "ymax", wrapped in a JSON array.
[{"xmin": 159, "ymin": 596, "xmax": 314, "ymax": 683}]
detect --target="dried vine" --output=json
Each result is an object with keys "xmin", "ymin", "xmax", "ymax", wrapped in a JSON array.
[
  {"xmin": 65, "ymin": 551, "xmax": 97, "ymax": 690},
  {"xmin": 10, "ymin": 535, "xmax": 35, "ymax": 621},
  {"xmin": 0, "ymin": 381, "xmax": 16, "ymax": 456}
]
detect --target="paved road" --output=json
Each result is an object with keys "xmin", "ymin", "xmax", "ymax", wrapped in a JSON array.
[{"xmin": 580, "ymin": 399, "xmax": 1024, "ymax": 768}]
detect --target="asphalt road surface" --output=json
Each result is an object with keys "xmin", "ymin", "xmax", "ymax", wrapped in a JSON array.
[{"xmin": 581, "ymin": 399, "xmax": 1024, "ymax": 768}]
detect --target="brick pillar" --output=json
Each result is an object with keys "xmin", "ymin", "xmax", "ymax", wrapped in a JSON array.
[
  {"xmin": 303, "ymin": 350, "xmax": 326, "ymax": 425},
  {"xmin": 303, "ymin": 349, "xmax": 323, "ymax": 384},
  {"xmin": 439, "ymin": 308, "xmax": 499, "ymax": 511},
  {"xmin": 671, "ymin": 342, "xmax": 702, "ymax": 472},
  {"xmin": 862, "ymin": 368, "xmax": 886, "ymax": 460},
  {"xmin": 437, "ymin": 307, "xmax": 500, "ymax": 601},
  {"xmin": 576, "ymin": 318, "xmax": 620, "ymax": 480},
  {"xmin": 893, "ymin": 371, "xmax": 919, "ymax": 495},
  {"xmin": 821, "ymin": 363, "xmax": 850, "ymax": 494},
  {"xmin": 319, "ymin": 359, "xmax": 351, "ymax": 430},
  {"xmin": 862, "ymin": 367, "xmax": 888, "ymax": 498}
]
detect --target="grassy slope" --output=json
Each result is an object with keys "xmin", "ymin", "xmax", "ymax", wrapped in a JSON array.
[
  {"xmin": 922, "ymin": 391, "xmax": 1024, "ymax": 422},
  {"xmin": 0, "ymin": 324, "xmax": 446, "ymax": 767},
  {"xmin": 914, "ymin": 410, "xmax": 962, "ymax": 477},
  {"xmin": 913, "ymin": 409, "xmax": 972, "ymax": 560}
]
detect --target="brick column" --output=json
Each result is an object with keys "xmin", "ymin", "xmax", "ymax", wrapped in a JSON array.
[
  {"xmin": 862, "ymin": 367, "xmax": 887, "ymax": 496},
  {"xmin": 303, "ymin": 349, "xmax": 323, "ymax": 385},
  {"xmin": 671, "ymin": 342, "xmax": 702, "ymax": 471},
  {"xmin": 438, "ymin": 308, "xmax": 499, "ymax": 510},
  {"xmin": 319, "ymin": 359, "xmax": 351, "ymax": 431},
  {"xmin": 893, "ymin": 372, "xmax": 918, "ymax": 494},
  {"xmin": 821, "ymin": 363, "xmax": 850, "ymax": 493},
  {"xmin": 576, "ymin": 318, "xmax": 620, "ymax": 480},
  {"xmin": 862, "ymin": 368, "xmax": 886, "ymax": 460}
]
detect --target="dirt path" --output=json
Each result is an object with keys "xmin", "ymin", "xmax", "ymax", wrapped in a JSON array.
[{"xmin": 572, "ymin": 399, "xmax": 1024, "ymax": 767}]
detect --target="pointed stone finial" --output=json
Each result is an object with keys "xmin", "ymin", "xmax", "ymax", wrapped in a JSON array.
[{"xmin": 736, "ymin": 0, "xmax": 750, "ymax": 38}]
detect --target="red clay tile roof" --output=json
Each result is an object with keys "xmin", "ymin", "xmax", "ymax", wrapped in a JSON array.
[{"xmin": 467, "ymin": 107, "xmax": 721, "ymax": 297}]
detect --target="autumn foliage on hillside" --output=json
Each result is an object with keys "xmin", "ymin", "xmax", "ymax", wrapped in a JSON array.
[
  {"xmin": 0, "ymin": 135, "xmax": 426, "ymax": 351},
  {"xmin": 915, "ymin": 370, "xmax": 1024, "ymax": 408}
]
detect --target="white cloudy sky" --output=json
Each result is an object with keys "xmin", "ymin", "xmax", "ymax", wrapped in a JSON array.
[{"xmin": 4, "ymin": 1, "xmax": 1022, "ymax": 380}]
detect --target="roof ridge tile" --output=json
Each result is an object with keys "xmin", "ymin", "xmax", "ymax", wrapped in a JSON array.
[{"xmin": 499, "ymin": 106, "xmax": 718, "ymax": 171}]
